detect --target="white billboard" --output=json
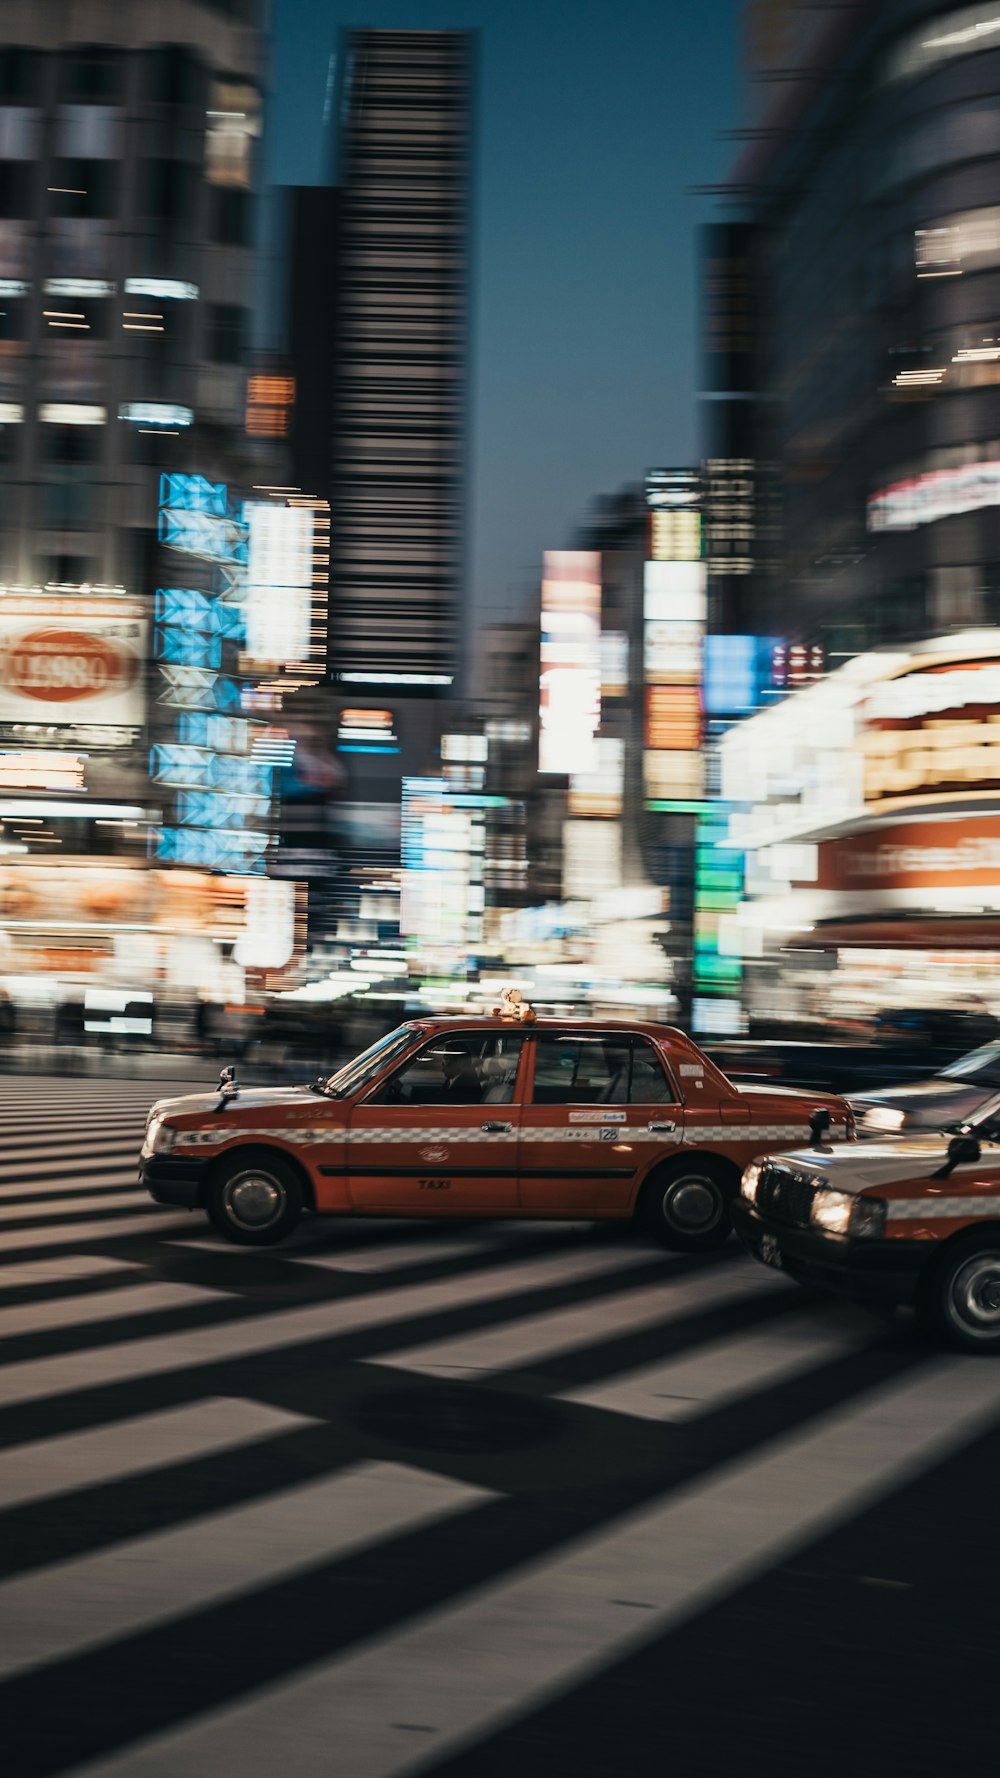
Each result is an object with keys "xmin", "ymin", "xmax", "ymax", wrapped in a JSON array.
[
  {"xmin": 244, "ymin": 502, "xmax": 314, "ymax": 666},
  {"xmin": 0, "ymin": 597, "xmax": 147, "ymax": 728}
]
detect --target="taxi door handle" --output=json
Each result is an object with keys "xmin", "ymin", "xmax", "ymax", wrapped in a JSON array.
[
  {"xmin": 648, "ymin": 1120, "xmax": 677, "ymax": 1133},
  {"xmin": 482, "ymin": 1121, "xmax": 513, "ymax": 1134}
]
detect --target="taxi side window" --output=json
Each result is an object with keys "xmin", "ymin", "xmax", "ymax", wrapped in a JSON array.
[
  {"xmin": 531, "ymin": 1036, "xmax": 675, "ymax": 1105},
  {"xmin": 371, "ymin": 1034, "xmax": 524, "ymax": 1108}
]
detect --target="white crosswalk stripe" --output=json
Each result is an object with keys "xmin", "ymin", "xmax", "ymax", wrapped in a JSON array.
[
  {"xmin": 0, "ymin": 1396, "xmax": 319, "ymax": 1513},
  {"xmin": 0, "ymin": 1279, "xmax": 229, "ymax": 1339},
  {"xmin": 0, "ymin": 1461, "xmax": 492, "ymax": 1680},
  {"xmin": 371, "ymin": 1260, "xmax": 788, "ymax": 1379},
  {"xmin": 560, "ymin": 1302, "xmax": 877, "ymax": 1421},
  {"xmin": 0, "ymin": 1254, "xmax": 138, "ymax": 1289}
]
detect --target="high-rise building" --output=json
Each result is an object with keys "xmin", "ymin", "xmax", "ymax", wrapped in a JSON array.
[
  {"xmin": 0, "ymin": 6, "xmax": 266, "ymax": 592},
  {"xmin": 700, "ymin": 3, "xmax": 1000, "ymax": 1023},
  {"xmin": 0, "ymin": 7, "xmax": 279, "ymax": 1018},
  {"xmin": 705, "ymin": 0, "xmax": 1000, "ymax": 656},
  {"xmin": 325, "ymin": 28, "xmax": 474, "ymax": 690}
]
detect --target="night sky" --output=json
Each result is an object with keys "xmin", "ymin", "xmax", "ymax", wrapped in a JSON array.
[{"xmin": 267, "ymin": 0, "xmax": 746, "ymax": 623}]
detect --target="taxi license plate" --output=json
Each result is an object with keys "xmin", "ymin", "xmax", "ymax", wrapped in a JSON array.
[{"xmin": 760, "ymin": 1234, "xmax": 783, "ymax": 1270}]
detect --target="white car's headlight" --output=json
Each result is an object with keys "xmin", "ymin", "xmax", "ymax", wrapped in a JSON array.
[
  {"xmin": 811, "ymin": 1187, "xmax": 853, "ymax": 1235},
  {"xmin": 849, "ymin": 1196, "xmax": 887, "ymax": 1240},
  {"xmin": 741, "ymin": 1161, "xmax": 763, "ymax": 1205},
  {"xmin": 143, "ymin": 1116, "xmax": 176, "ymax": 1156},
  {"xmin": 811, "ymin": 1188, "xmax": 886, "ymax": 1238},
  {"xmin": 861, "ymin": 1105, "xmax": 905, "ymax": 1133}
]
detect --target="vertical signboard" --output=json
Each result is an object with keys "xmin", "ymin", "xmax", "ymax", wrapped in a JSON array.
[
  {"xmin": 243, "ymin": 501, "xmax": 315, "ymax": 667},
  {"xmin": 539, "ymin": 551, "xmax": 601, "ymax": 776},
  {"xmin": 642, "ymin": 544, "xmax": 707, "ymax": 802},
  {"xmin": 401, "ymin": 777, "xmax": 493, "ymax": 954}
]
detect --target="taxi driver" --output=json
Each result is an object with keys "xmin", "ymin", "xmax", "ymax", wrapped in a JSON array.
[{"xmin": 439, "ymin": 1041, "xmax": 483, "ymax": 1102}]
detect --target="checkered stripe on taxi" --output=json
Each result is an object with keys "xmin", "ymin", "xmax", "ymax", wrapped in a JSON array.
[
  {"xmin": 172, "ymin": 1119, "xmax": 842, "ymax": 1151},
  {"xmin": 339, "ymin": 1123, "xmax": 824, "ymax": 1145},
  {"xmin": 886, "ymin": 1195, "xmax": 1000, "ymax": 1220},
  {"xmin": 173, "ymin": 1126, "xmax": 339, "ymax": 1150}
]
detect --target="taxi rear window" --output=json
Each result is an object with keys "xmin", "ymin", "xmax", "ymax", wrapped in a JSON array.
[{"xmin": 531, "ymin": 1034, "xmax": 675, "ymax": 1105}]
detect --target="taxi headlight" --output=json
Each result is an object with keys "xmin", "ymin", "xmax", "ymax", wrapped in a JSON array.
[
  {"xmin": 861, "ymin": 1105, "xmax": 905, "ymax": 1133},
  {"xmin": 810, "ymin": 1187, "xmax": 853, "ymax": 1235},
  {"xmin": 741, "ymin": 1161, "xmax": 763, "ymax": 1205},
  {"xmin": 849, "ymin": 1196, "xmax": 886, "ymax": 1240},
  {"xmin": 144, "ymin": 1116, "xmax": 176, "ymax": 1156}
]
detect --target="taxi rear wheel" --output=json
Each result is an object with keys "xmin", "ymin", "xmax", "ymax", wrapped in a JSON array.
[
  {"xmin": 919, "ymin": 1234, "xmax": 1000, "ymax": 1352},
  {"xmin": 637, "ymin": 1158, "xmax": 734, "ymax": 1251},
  {"xmin": 206, "ymin": 1152, "xmax": 304, "ymax": 1246}
]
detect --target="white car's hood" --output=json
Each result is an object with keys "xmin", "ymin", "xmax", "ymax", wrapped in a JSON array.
[{"xmin": 761, "ymin": 1134, "xmax": 1000, "ymax": 1195}]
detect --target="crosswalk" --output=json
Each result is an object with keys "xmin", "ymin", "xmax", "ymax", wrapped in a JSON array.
[{"xmin": 2, "ymin": 1074, "xmax": 1000, "ymax": 1777}]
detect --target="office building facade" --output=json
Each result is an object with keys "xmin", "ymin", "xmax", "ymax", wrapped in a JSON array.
[
  {"xmin": 0, "ymin": 2, "xmax": 266, "ymax": 592},
  {"xmin": 0, "ymin": 4, "xmax": 282, "ymax": 1019},
  {"xmin": 710, "ymin": 0, "xmax": 1000, "ymax": 657},
  {"xmin": 326, "ymin": 27, "xmax": 473, "ymax": 689}
]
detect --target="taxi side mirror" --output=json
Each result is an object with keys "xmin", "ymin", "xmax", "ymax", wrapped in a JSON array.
[
  {"xmin": 809, "ymin": 1107, "xmax": 831, "ymax": 1148},
  {"xmin": 214, "ymin": 1063, "xmax": 239, "ymax": 1111},
  {"xmin": 933, "ymin": 1134, "xmax": 981, "ymax": 1180}
]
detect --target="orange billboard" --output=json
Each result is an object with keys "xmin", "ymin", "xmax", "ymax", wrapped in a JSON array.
[{"xmin": 811, "ymin": 818, "xmax": 1000, "ymax": 894}]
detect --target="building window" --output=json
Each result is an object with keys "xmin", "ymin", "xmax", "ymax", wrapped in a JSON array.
[
  {"xmin": 44, "ymin": 472, "xmax": 92, "ymax": 529},
  {"xmin": 42, "ymin": 554, "xmax": 95, "ymax": 585},
  {"xmin": 205, "ymin": 81, "xmax": 261, "ymax": 188},
  {"xmin": 208, "ymin": 304, "xmax": 246, "ymax": 365},
  {"xmin": 144, "ymin": 48, "xmax": 203, "ymax": 108},
  {"xmin": 0, "ymin": 50, "xmax": 41, "ymax": 102},
  {"xmin": 211, "ymin": 187, "xmax": 252, "ymax": 247},
  {"xmin": 48, "ymin": 160, "xmax": 118, "ymax": 221},
  {"xmin": 0, "ymin": 162, "xmax": 33, "ymax": 219},
  {"xmin": 43, "ymin": 426, "xmax": 100, "ymax": 465},
  {"xmin": 42, "ymin": 295, "xmax": 109, "ymax": 340},
  {"xmin": 0, "ymin": 295, "xmax": 25, "ymax": 340},
  {"xmin": 142, "ymin": 160, "xmax": 196, "ymax": 227},
  {"xmin": 58, "ymin": 54, "xmax": 123, "ymax": 104}
]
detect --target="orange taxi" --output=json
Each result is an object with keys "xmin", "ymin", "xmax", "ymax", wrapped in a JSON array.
[{"xmin": 140, "ymin": 995, "xmax": 855, "ymax": 1249}]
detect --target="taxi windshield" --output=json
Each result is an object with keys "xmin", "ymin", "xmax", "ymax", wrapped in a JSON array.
[{"xmin": 323, "ymin": 1025, "xmax": 417, "ymax": 1100}]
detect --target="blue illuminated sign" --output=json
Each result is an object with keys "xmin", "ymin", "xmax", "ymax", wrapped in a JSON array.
[
  {"xmin": 177, "ymin": 713, "xmax": 249, "ymax": 752},
  {"xmin": 159, "ymin": 474, "xmax": 227, "ymax": 516},
  {"xmin": 159, "ymin": 507, "xmax": 248, "ymax": 566},
  {"xmin": 157, "ymin": 829, "xmax": 269, "ymax": 873},
  {"xmin": 703, "ymin": 636, "xmax": 779, "ymax": 715},
  {"xmin": 155, "ymin": 628, "xmax": 223, "ymax": 671},
  {"xmin": 176, "ymin": 791, "xmax": 271, "ymax": 829}
]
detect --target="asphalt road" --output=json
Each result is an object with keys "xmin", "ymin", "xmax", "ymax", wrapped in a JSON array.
[{"xmin": 2, "ymin": 1074, "xmax": 999, "ymax": 1778}]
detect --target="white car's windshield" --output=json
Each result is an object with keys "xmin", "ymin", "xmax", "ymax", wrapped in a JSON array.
[
  {"xmin": 953, "ymin": 1088, "xmax": 1000, "ymax": 1139},
  {"xmin": 324, "ymin": 1025, "xmax": 417, "ymax": 1100},
  {"xmin": 938, "ymin": 1042, "xmax": 1000, "ymax": 1087}
]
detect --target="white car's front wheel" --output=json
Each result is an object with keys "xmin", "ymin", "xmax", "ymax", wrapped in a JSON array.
[{"xmin": 920, "ymin": 1235, "xmax": 1000, "ymax": 1352}]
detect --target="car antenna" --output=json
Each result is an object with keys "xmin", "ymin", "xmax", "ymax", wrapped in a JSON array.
[{"xmin": 214, "ymin": 1063, "xmax": 238, "ymax": 1112}]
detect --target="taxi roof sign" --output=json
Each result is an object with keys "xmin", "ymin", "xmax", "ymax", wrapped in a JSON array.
[{"xmin": 492, "ymin": 986, "xmax": 537, "ymax": 1023}]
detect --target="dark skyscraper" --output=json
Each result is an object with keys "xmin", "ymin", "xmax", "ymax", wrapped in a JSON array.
[{"xmin": 326, "ymin": 28, "xmax": 473, "ymax": 691}]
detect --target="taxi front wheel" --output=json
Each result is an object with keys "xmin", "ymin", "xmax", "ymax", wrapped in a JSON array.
[
  {"xmin": 206, "ymin": 1151, "xmax": 304, "ymax": 1246},
  {"xmin": 918, "ymin": 1234, "xmax": 1000, "ymax": 1352},
  {"xmin": 637, "ymin": 1159, "xmax": 734, "ymax": 1252}
]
